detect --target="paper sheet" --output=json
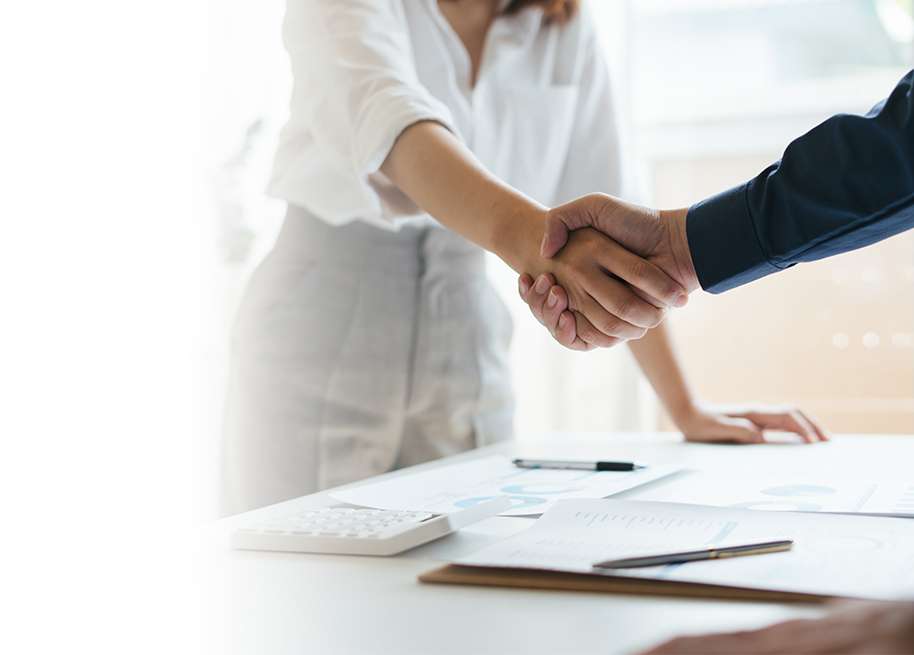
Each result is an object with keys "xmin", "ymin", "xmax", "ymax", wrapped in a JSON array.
[
  {"xmin": 331, "ymin": 455, "xmax": 678, "ymax": 517},
  {"xmin": 456, "ymin": 499, "xmax": 914, "ymax": 599},
  {"xmin": 628, "ymin": 472, "xmax": 914, "ymax": 517}
]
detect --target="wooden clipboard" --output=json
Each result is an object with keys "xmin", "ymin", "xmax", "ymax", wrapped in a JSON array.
[{"xmin": 419, "ymin": 564, "xmax": 833, "ymax": 604}]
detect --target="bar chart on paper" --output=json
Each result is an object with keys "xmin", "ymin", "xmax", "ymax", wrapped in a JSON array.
[{"xmin": 331, "ymin": 455, "xmax": 678, "ymax": 517}]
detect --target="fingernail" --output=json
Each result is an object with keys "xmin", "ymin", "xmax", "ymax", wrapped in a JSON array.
[
  {"xmin": 519, "ymin": 277, "xmax": 531, "ymax": 296},
  {"xmin": 558, "ymin": 313, "xmax": 569, "ymax": 330},
  {"xmin": 674, "ymin": 293, "xmax": 688, "ymax": 308},
  {"xmin": 534, "ymin": 275, "xmax": 550, "ymax": 294},
  {"xmin": 547, "ymin": 289, "xmax": 558, "ymax": 308}
]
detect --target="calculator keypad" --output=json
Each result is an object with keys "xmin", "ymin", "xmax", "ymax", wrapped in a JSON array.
[{"xmin": 246, "ymin": 508, "xmax": 434, "ymax": 539}]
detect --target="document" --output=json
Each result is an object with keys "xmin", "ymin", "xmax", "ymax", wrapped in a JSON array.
[
  {"xmin": 331, "ymin": 455, "xmax": 678, "ymax": 517},
  {"xmin": 629, "ymin": 472, "xmax": 914, "ymax": 517},
  {"xmin": 456, "ymin": 499, "xmax": 914, "ymax": 599}
]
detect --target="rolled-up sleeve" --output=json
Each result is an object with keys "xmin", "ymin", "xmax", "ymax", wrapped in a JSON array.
[
  {"xmin": 687, "ymin": 69, "xmax": 914, "ymax": 293},
  {"xmin": 268, "ymin": 0, "xmax": 457, "ymax": 228}
]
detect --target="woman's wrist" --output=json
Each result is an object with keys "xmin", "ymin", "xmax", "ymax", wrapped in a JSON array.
[
  {"xmin": 490, "ymin": 197, "xmax": 549, "ymax": 273},
  {"xmin": 667, "ymin": 396, "xmax": 702, "ymax": 428}
]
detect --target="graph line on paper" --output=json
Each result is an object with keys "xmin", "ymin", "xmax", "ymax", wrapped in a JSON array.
[{"xmin": 331, "ymin": 456, "xmax": 679, "ymax": 517}]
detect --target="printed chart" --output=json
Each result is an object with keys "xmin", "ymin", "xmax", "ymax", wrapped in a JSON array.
[
  {"xmin": 332, "ymin": 455, "xmax": 678, "ymax": 517},
  {"xmin": 631, "ymin": 473, "xmax": 914, "ymax": 517}
]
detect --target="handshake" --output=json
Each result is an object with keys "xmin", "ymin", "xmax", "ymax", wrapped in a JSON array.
[{"xmin": 516, "ymin": 193, "xmax": 700, "ymax": 350}]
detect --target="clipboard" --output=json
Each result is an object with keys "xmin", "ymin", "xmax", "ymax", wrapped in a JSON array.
[{"xmin": 419, "ymin": 564, "xmax": 833, "ymax": 604}]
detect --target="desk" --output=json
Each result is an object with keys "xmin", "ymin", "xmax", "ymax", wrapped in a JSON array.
[{"xmin": 201, "ymin": 433, "xmax": 914, "ymax": 655}]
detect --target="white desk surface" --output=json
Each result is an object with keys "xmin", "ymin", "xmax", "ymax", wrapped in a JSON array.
[{"xmin": 200, "ymin": 433, "xmax": 914, "ymax": 655}]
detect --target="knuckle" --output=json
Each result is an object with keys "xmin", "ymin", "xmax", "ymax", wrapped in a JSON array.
[
  {"xmin": 579, "ymin": 321, "xmax": 612, "ymax": 347},
  {"xmin": 645, "ymin": 306, "xmax": 664, "ymax": 328},
  {"xmin": 596, "ymin": 315, "xmax": 623, "ymax": 337},
  {"xmin": 555, "ymin": 320, "xmax": 574, "ymax": 341},
  {"xmin": 614, "ymin": 296, "xmax": 635, "ymax": 321},
  {"xmin": 628, "ymin": 258, "xmax": 648, "ymax": 282},
  {"xmin": 577, "ymin": 319, "xmax": 599, "ymax": 341}
]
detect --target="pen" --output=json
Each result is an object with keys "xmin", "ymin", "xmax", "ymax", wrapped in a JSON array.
[
  {"xmin": 512, "ymin": 458, "xmax": 646, "ymax": 472},
  {"xmin": 592, "ymin": 539, "xmax": 794, "ymax": 569}
]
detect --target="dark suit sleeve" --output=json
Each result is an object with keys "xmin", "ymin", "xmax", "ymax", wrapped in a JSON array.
[{"xmin": 686, "ymin": 69, "xmax": 914, "ymax": 293}]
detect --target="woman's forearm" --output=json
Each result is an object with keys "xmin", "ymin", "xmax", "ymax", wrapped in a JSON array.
[
  {"xmin": 380, "ymin": 120, "xmax": 544, "ymax": 272},
  {"xmin": 382, "ymin": 120, "xmax": 680, "ymax": 344},
  {"xmin": 628, "ymin": 323, "xmax": 697, "ymax": 423}
]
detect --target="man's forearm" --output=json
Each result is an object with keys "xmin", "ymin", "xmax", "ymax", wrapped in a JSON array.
[{"xmin": 686, "ymin": 69, "xmax": 914, "ymax": 293}]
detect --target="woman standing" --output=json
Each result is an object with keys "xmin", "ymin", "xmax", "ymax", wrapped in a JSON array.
[{"xmin": 222, "ymin": 0, "xmax": 826, "ymax": 514}]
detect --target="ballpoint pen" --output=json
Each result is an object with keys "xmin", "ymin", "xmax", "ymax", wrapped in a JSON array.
[
  {"xmin": 513, "ymin": 458, "xmax": 646, "ymax": 472},
  {"xmin": 593, "ymin": 540, "xmax": 794, "ymax": 569}
]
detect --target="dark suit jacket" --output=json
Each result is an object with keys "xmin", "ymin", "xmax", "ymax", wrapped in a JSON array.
[{"xmin": 687, "ymin": 69, "xmax": 914, "ymax": 293}]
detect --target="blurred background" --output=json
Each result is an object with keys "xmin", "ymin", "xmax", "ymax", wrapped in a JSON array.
[{"xmin": 200, "ymin": 0, "xmax": 914, "ymax": 517}]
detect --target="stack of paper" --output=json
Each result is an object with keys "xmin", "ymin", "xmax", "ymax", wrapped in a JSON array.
[{"xmin": 452, "ymin": 499, "xmax": 914, "ymax": 599}]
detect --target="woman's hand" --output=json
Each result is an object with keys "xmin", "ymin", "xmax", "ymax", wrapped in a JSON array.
[
  {"xmin": 518, "ymin": 274, "xmax": 586, "ymax": 349},
  {"xmin": 673, "ymin": 404, "xmax": 830, "ymax": 444}
]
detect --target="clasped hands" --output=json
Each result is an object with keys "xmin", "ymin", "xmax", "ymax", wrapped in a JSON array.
[{"xmin": 517, "ymin": 193, "xmax": 699, "ymax": 351}]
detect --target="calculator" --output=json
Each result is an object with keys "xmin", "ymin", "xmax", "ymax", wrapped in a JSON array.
[{"xmin": 231, "ymin": 496, "xmax": 512, "ymax": 556}]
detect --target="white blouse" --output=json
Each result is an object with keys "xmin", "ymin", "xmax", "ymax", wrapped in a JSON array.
[{"xmin": 267, "ymin": 0, "xmax": 626, "ymax": 231}]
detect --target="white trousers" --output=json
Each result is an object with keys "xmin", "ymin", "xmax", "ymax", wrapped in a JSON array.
[{"xmin": 222, "ymin": 206, "xmax": 514, "ymax": 514}]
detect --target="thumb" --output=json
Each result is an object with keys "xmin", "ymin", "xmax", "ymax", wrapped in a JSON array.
[
  {"xmin": 540, "ymin": 212, "xmax": 573, "ymax": 258},
  {"xmin": 541, "ymin": 197, "xmax": 604, "ymax": 257}
]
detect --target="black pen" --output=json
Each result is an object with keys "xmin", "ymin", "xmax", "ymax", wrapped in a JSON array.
[{"xmin": 512, "ymin": 458, "xmax": 646, "ymax": 472}]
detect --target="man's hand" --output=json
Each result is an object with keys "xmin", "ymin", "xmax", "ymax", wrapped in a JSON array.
[
  {"xmin": 519, "ymin": 228, "xmax": 682, "ymax": 348},
  {"xmin": 520, "ymin": 194, "xmax": 700, "ymax": 349},
  {"xmin": 640, "ymin": 602, "xmax": 914, "ymax": 655},
  {"xmin": 541, "ymin": 194, "xmax": 700, "ymax": 293}
]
